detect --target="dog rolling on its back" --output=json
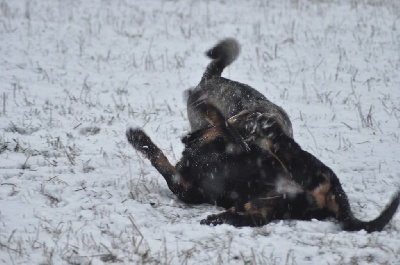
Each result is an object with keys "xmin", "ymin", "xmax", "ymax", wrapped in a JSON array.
[{"xmin": 127, "ymin": 38, "xmax": 400, "ymax": 232}]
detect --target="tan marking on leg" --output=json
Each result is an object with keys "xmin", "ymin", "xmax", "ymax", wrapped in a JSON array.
[
  {"xmin": 227, "ymin": 110, "xmax": 259, "ymax": 125},
  {"xmin": 155, "ymin": 155, "xmax": 191, "ymax": 190},
  {"xmin": 310, "ymin": 181, "xmax": 331, "ymax": 208},
  {"xmin": 309, "ymin": 182, "xmax": 340, "ymax": 215},
  {"xmin": 155, "ymin": 155, "xmax": 177, "ymax": 174},
  {"xmin": 187, "ymin": 127, "xmax": 225, "ymax": 150},
  {"xmin": 256, "ymin": 139, "xmax": 273, "ymax": 151},
  {"xmin": 259, "ymin": 207, "xmax": 269, "ymax": 219},
  {"xmin": 326, "ymin": 192, "xmax": 340, "ymax": 215},
  {"xmin": 201, "ymin": 127, "xmax": 223, "ymax": 143},
  {"xmin": 244, "ymin": 202, "xmax": 269, "ymax": 219}
]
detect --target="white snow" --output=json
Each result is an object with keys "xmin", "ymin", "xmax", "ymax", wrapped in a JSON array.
[{"xmin": 1, "ymin": 0, "xmax": 399, "ymax": 264}]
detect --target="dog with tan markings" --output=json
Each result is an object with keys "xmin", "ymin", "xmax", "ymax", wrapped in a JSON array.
[{"xmin": 127, "ymin": 38, "xmax": 399, "ymax": 232}]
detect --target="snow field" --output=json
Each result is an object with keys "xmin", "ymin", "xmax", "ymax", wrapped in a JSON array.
[{"xmin": 0, "ymin": 0, "xmax": 399, "ymax": 264}]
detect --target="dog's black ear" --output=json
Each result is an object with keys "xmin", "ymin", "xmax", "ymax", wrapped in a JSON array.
[{"xmin": 196, "ymin": 100, "xmax": 250, "ymax": 152}]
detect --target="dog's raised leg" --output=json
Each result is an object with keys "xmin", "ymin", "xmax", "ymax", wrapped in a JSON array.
[{"xmin": 126, "ymin": 128, "xmax": 200, "ymax": 203}]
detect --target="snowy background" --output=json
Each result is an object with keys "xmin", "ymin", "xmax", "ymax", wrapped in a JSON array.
[{"xmin": 1, "ymin": 0, "xmax": 400, "ymax": 264}]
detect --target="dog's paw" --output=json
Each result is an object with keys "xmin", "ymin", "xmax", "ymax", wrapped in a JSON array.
[
  {"xmin": 126, "ymin": 128, "xmax": 147, "ymax": 146},
  {"xmin": 255, "ymin": 115, "xmax": 282, "ymax": 139},
  {"xmin": 200, "ymin": 208, "xmax": 239, "ymax": 226},
  {"xmin": 242, "ymin": 113, "xmax": 262, "ymax": 136},
  {"xmin": 239, "ymin": 114, "xmax": 281, "ymax": 140},
  {"xmin": 200, "ymin": 214, "xmax": 225, "ymax": 226},
  {"xmin": 126, "ymin": 128, "xmax": 157, "ymax": 157}
]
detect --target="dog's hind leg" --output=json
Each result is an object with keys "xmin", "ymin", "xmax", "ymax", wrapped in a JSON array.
[
  {"xmin": 126, "ymin": 128, "xmax": 200, "ymax": 203},
  {"xmin": 233, "ymin": 114, "xmax": 400, "ymax": 232}
]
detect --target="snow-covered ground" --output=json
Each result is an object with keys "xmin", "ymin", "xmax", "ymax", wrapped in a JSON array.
[{"xmin": 1, "ymin": 0, "xmax": 399, "ymax": 264}]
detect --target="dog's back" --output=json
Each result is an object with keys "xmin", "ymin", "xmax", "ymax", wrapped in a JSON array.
[{"xmin": 187, "ymin": 38, "xmax": 293, "ymax": 137}]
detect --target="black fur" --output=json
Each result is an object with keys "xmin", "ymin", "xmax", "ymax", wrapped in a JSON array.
[{"xmin": 127, "ymin": 38, "xmax": 399, "ymax": 232}]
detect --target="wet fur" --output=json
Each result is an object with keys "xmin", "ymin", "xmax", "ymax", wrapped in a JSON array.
[{"xmin": 127, "ymin": 38, "xmax": 399, "ymax": 232}]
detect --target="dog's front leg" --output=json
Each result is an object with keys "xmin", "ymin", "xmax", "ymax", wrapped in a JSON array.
[
  {"xmin": 200, "ymin": 193, "xmax": 283, "ymax": 227},
  {"xmin": 200, "ymin": 207, "xmax": 271, "ymax": 227},
  {"xmin": 126, "ymin": 128, "xmax": 199, "ymax": 203}
]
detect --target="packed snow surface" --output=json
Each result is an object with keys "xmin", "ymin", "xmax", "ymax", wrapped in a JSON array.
[{"xmin": 1, "ymin": 0, "xmax": 399, "ymax": 264}]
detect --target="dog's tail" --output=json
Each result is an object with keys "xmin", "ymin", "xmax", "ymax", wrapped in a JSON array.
[
  {"xmin": 201, "ymin": 38, "xmax": 241, "ymax": 81},
  {"xmin": 339, "ymin": 190, "xmax": 400, "ymax": 232}
]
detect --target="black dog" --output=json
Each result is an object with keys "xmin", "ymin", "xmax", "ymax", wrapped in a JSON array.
[{"xmin": 127, "ymin": 38, "xmax": 399, "ymax": 232}]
